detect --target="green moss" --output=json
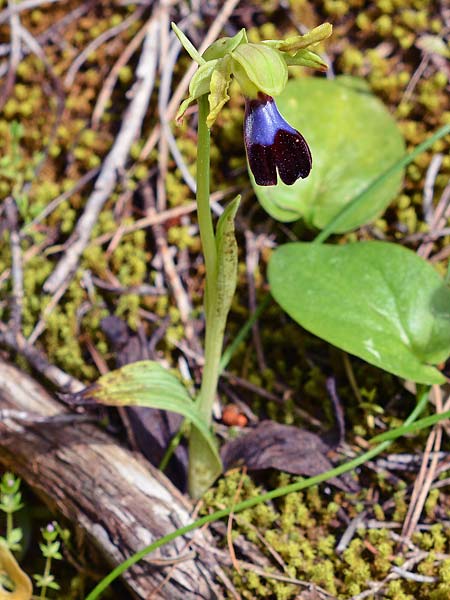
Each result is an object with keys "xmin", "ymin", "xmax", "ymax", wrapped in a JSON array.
[
  {"xmin": 310, "ymin": 560, "xmax": 337, "ymax": 595},
  {"xmin": 1, "ymin": 3, "xmax": 449, "ymax": 596}
]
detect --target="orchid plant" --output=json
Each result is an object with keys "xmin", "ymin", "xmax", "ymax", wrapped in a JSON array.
[
  {"xmin": 79, "ymin": 23, "xmax": 332, "ymax": 499},
  {"xmin": 172, "ymin": 23, "xmax": 331, "ymax": 497}
]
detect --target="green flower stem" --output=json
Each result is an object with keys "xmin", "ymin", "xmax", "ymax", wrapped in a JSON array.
[
  {"xmin": 85, "ymin": 388, "xmax": 430, "ymax": 600},
  {"xmin": 188, "ymin": 94, "xmax": 231, "ymax": 497},
  {"xmin": 6, "ymin": 511, "xmax": 13, "ymax": 543},
  {"xmin": 193, "ymin": 94, "xmax": 223, "ymax": 425},
  {"xmin": 159, "ymin": 296, "xmax": 270, "ymax": 474},
  {"xmin": 196, "ymin": 95, "xmax": 217, "ymax": 315}
]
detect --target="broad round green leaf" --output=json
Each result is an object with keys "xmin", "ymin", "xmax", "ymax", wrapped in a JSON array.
[
  {"xmin": 82, "ymin": 360, "xmax": 222, "ymax": 480},
  {"xmin": 268, "ymin": 242, "xmax": 450, "ymax": 384},
  {"xmin": 254, "ymin": 76, "xmax": 405, "ymax": 232}
]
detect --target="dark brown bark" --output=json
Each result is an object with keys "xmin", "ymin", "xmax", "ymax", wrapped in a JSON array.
[{"xmin": 0, "ymin": 361, "xmax": 221, "ymax": 599}]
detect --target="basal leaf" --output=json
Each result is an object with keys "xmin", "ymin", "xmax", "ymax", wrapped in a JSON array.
[
  {"xmin": 79, "ymin": 361, "xmax": 222, "ymax": 478},
  {"xmin": 268, "ymin": 242, "xmax": 450, "ymax": 384},
  {"xmin": 254, "ymin": 76, "xmax": 405, "ymax": 232}
]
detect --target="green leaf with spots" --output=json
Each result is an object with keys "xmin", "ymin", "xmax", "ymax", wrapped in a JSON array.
[
  {"xmin": 254, "ymin": 76, "xmax": 405, "ymax": 232},
  {"xmin": 214, "ymin": 195, "xmax": 240, "ymax": 322},
  {"xmin": 269, "ymin": 241, "xmax": 450, "ymax": 384}
]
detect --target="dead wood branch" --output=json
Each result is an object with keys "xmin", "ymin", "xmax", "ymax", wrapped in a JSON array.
[{"xmin": 0, "ymin": 361, "xmax": 220, "ymax": 599}]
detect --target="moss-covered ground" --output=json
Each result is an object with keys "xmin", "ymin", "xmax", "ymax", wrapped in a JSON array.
[{"xmin": 0, "ymin": 0, "xmax": 449, "ymax": 597}]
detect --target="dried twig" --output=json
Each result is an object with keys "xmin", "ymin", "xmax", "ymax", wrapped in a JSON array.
[
  {"xmin": 226, "ymin": 468, "xmax": 246, "ymax": 575},
  {"xmin": 422, "ymin": 154, "xmax": 443, "ymax": 226},
  {"xmin": 43, "ymin": 15, "xmax": 160, "ymax": 295},
  {"xmin": 64, "ymin": 6, "xmax": 146, "ymax": 87},
  {"xmin": 22, "ymin": 168, "xmax": 100, "ymax": 232},
  {"xmin": 91, "ymin": 19, "xmax": 149, "ymax": 128},
  {"xmin": 325, "ymin": 376, "xmax": 346, "ymax": 445},
  {"xmin": 418, "ymin": 178, "xmax": 450, "ymax": 258},
  {"xmin": 0, "ymin": 322, "xmax": 83, "ymax": 392},
  {"xmin": 158, "ymin": 21, "xmax": 199, "ymax": 195},
  {"xmin": 156, "ymin": 7, "xmax": 173, "ymax": 214},
  {"xmin": 336, "ymin": 511, "xmax": 367, "ymax": 554},
  {"xmin": 89, "ymin": 186, "xmax": 238, "ymax": 247},
  {"xmin": 0, "ymin": 0, "xmax": 22, "ymax": 110},
  {"xmin": 238, "ymin": 560, "xmax": 334, "ymax": 597},
  {"xmin": 27, "ymin": 275, "xmax": 67, "ymax": 345},
  {"xmin": 390, "ymin": 566, "xmax": 437, "ymax": 583},
  {"xmin": 214, "ymin": 567, "xmax": 241, "ymax": 600},
  {"xmin": 140, "ymin": 0, "xmax": 241, "ymax": 160},
  {"xmin": 0, "ymin": 0, "xmax": 65, "ymax": 24},
  {"xmin": 0, "ymin": 230, "xmax": 58, "ymax": 291},
  {"xmin": 142, "ymin": 182, "xmax": 200, "ymax": 350},
  {"xmin": 0, "ymin": 410, "xmax": 94, "ymax": 430},
  {"xmin": 400, "ymin": 54, "xmax": 430, "ymax": 106},
  {"xmin": 400, "ymin": 385, "xmax": 448, "ymax": 544},
  {"xmin": 245, "ymin": 231, "xmax": 267, "ymax": 373}
]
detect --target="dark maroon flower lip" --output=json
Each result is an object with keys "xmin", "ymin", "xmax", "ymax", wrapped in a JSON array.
[{"xmin": 244, "ymin": 93, "xmax": 312, "ymax": 186}]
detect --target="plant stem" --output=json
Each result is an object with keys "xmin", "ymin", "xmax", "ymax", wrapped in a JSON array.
[
  {"xmin": 196, "ymin": 95, "xmax": 216, "ymax": 311},
  {"xmin": 188, "ymin": 95, "xmax": 229, "ymax": 497},
  {"xmin": 194, "ymin": 94, "xmax": 221, "ymax": 425},
  {"xmin": 6, "ymin": 511, "xmax": 12, "ymax": 543},
  {"xmin": 40, "ymin": 556, "xmax": 51, "ymax": 599}
]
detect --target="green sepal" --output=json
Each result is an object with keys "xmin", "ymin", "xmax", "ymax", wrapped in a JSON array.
[
  {"xmin": 231, "ymin": 44, "xmax": 288, "ymax": 98},
  {"xmin": 207, "ymin": 56, "xmax": 233, "ymax": 128},
  {"xmin": 203, "ymin": 28, "xmax": 247, "ymax": 61},
  {"xmin": 282, "ymin": 49, "xmax": 329, "ymax": 71},
  {"xmin": 171, "ymin": 22, "xmax": 205, "ymax": 65},
  {"xmin": 176, "ymin": 60, "xmax": 218, "ymax": 122},
  {"xmin": 263, "ymin": 23, "xmax": 332, "ymax": 53}
]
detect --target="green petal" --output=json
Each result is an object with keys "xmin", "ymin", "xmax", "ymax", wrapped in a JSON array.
[
  {"xmin": 263, "ymin": 23, "xmax": 333, "ymax": 53},
  {"xmin": 283, "ymin": 49, "xmax": 329, "ymax": 71},
  {"xmin": 207, "ymin": 56, "xmax": 233, "ymax": 127},
  {"xmin": 189, "ymin": 59, "xmax": 218, "ymax": 97},
  {"xmin": 176, "ymin": 60, "xmax": 218, "ymax": 123},
  {"xmin": 176, "ymin": 96, "xmax": 195, "ymax": 123}
]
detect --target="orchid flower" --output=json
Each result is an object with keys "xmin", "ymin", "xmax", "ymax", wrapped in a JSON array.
[
  {"xmin": 173, "ymin": 23, "xmax": 332, "ymax": 186},
  {"xmin": 167, "ymin": 22, "xmax": 332, "ymax": 498}
]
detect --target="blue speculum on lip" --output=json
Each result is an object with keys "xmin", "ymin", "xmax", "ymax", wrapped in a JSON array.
[{"xmin": 244, "ymin": 94, "xmax": 312, "ymax": 186}]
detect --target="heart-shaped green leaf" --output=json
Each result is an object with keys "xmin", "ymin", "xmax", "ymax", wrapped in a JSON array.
[
  {"xmin": 254, "ymin": 76, "xmax": 405, "ymax": 232},
  {"xmin": 268, "ymin": 242, "xmax": 450, "ymax": 384},
  {"xmin": 80, "ymin": 360, "xmax": 222, "ymax": 480}
]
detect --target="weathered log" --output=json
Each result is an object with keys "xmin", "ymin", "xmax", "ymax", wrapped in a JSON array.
[{"xmin": 0, "ymin": 361, "xmax": 221, "ymax": 599}]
